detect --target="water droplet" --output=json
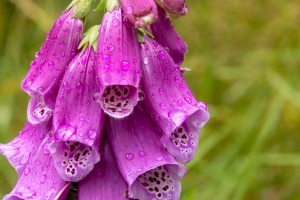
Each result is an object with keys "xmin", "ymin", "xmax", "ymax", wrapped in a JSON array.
[
  {"xmin": 137, "ymin": 168, "xmax": 143, "ymax": 172},
  {"xmin": 159, "ymin": 88, "xmax": 164, "ymax": 94},
  {"xmin": 107, "ymin": 44, "xmax": 114, "ymax": 52},
  {"xmin": 63, "ymin": 28, "xmax": 69, "ymax": 34},
  {"xmin": 126, "ymin": 6, "xmax": 133, "ymax": 14},
  {"xmin": 97, "ymin": 172, "xmax": 102, "ymax": 178},
  {"xmin": 24, "ymin": 167, "xmax": 31, "ymax": 176},
  {"xmin": 143, "ymin": 57, "xmax": 149, "ymax": 64},
  {"xmin": 185, "ymin": 97, "xmax": 192, "ymax": 104},
  {"xmin": 158, "ymin": 50, "xmax": 166, "ymax": 59},
  {"xmin": 37, "ymin": 87, "xmax": 44, "ymax": 94},
  {"xmin": 88, "ymin": 130, "xmax": 97, "ymax": 139},
  {"xmin": 112, "ymin": 18, "xmax": 119, "ymax": 26},
  {"xmin": 76, "ymin": 82, "xmax": 83, "ymax": 91},
  {"xmin": 81, "ymin": 59, "xmax": 87, "ymax": 65},
  {"xmin": 30, "ymin": 61, "xmax": 36, "ymax": 67},
  {"xmin": 56, "ymin": 124, "xmax": 76, "ymax": 140},
  {"xmin": 119, "ymin": 80, "xmax": 128, "ymax": 85},
  {"xmin": 43, "ymin": 147, "xmax": 50, "ymax": 155},
  {"xmin": 93, "ymin": 93, "xmax": 100, "ymax": 102},
  {"xmin": 139, "ymin": 151, "xmax": 145, "ymax": 157},
  {"xmin": 121, "ymin": 60, "xmax": 130, "ymax": 70},
  {"xmin": 156, "ymin": 157, "xmax": 163, "ymax": 161},
  {"xmin": 196, "ymin": 101, "xmax": 208, "ymax": 110},
  {"xmin": 62, "ymin": 81, "xmax": 68, "ymax": 89},
  {"xmin": 179, "ymin": 84, "xmax": 184, "ymax": 90},
  {"xmin": 159, "ymin": 103, "xmax": 166, "ymax": 110},
  {"xmin": 168, "ymin": 110, "xmax": 186, "ymax": 126},
  {"xmin": 177, "ymin": 100, "xmax": 183, "ymax": 106},
  {"xmin": 47, "ymin": 61, "xmax": 54, "ymax": 69},
  {"xmin": 138, "ymin": 91, "xmax": 145, "ymax": 101},
  {"xmin": 102, "ymin": 54, "xmax": 110, "ymax": 63},
  {"xmin": 174, "ymin": 76, "xmax": 179, "ymax": 82},
  {"xmin": 40, "ymin": 174, "xmax": 47, "ymax": 183},
  {"xmin": 25, "ymin": 78, "xmax": 33, "ymax": 87},
  {"xmin": 59, "ymin": 41, "xmax": 65, "ymax": 47},
  {"xmin": 103, "ymin": 65, "xmax": 110, "ymax": 71},
  {"xmin": 126, "ymin": 153, "xmax": 134, "ymax": 160}
]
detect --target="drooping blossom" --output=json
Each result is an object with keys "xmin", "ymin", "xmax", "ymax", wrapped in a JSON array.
[
  {"xmin": 148, "ymin": 6, "xmax": 187, "ymax": 66},
  {"xmin": 96, "ymin": 7, "xmax": 141, "ymax": 118},
  {"xmin": 22, "ymin": 7, "xmax": 83, "ymax": 124},
  {"xmin": 155, "ymin": 0, "xmax": 188, "ymax": 18},
  {"xmin": 106, "ymin": 105, "xmax": 186, "ymax": 199},
  {"xmin": 139, "ymin": 36, "xmax": 210, "ymax": 164},
  {"xmin": 0, "ymin": 121, "xmax": 70, "ymax": 200},
  {"xmin": 49, "ymin": 26, "xmax": 105, "ymax": 182},
  {"xmin": 119, "ymin": 0, "xmax": 158, "ymax": 28}
]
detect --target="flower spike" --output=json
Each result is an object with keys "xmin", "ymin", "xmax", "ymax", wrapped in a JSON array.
[
  {"xmin": 140, "ymin": 36, "xmax": 210, "ymax": 164},
  {"xmin": 155, "ymin": 0, "xmax": 188, "ymax": 18},
  {"xmin": 96, "ymin": 7, "xmax": 141, "ymax": 118},
  {"xmin": 48, "ymin": 43, "xmax": 104, "ymax": 182},
  {"xmin": 106, "ymin": 105, "xmax": 186, "ymax": 200}
]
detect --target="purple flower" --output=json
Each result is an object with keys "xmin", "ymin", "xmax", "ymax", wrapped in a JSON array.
[
  {"xmin": 96, "ymin": 7, "xmax": 141, "ymax": 118},
  {"xmin": 49, "ymin": 41, "xmax": 104, "ymax": 182},
  {"xmin": 78, "ymin": 135, "xmax": 128, "ymax": 200},
  {"xmin": 21, "ymin": 7, "xmax": 83, "ymax": 124},
  {"xmin": 155, "ymin": 0, "xmax": 188, "ymax": 18},
  {"xmin": 106, "ymin": 105, "xmax": 186, "ymax": 199},
  {"xmin": 139, "ymin": 36, "xmax": 210, "ymax": 164},
  {"xmin": 0, "ymin": 121, "xmax": 70, "ymax": 200},
  {"xmin": 148, "ymin": 6, "xmax": 187, "ymax": 66},
  {"xmin": 120, "ymin": 0, "xmax": 158, "ymax": 27}
]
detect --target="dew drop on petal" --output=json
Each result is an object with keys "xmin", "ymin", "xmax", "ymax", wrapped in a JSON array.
[
  {"xmin": 177, "ymin": 100, "xmax": 183, "ymax": 106},
  {"xmin": 81, "ymin": 59, "xmax": 87, "ymax": 65},
  {"xmin": 63, "ymin": 28, "xmax": 69, "ymax": 34},
  {"xmin": 102, "ymin": 54, "xmax": 110, "ymax": 63},
  {"xmin": 88, "ymin": 130, "xmax": 97, "ymax": 139},
  {"xmin": 62, "ymin": 81, "xmax": 68, "ymax": 89},
  {"xmin": 143, "ymin": 57, "xmax": 149, "ymax": 64},
  {"xmin": 196, "ymin": 101, "xmax": 208, "ymax": 110},
  {"xmin": 59, "ymin": 41, "xmax": 65, "ymax": 47},
  {"xmin": 158, "ymin": 50, "xmax": 166, "ymax": 59},
  {"xmin": 159, "ymin": 103, "xmax": 166, "ymax": 110},
  {"xmin": 104, "ymin": 65, "xmax": 110, "ymax": 71},
  {"xmin": 174, "ymin": 76, "xmax": 179, "ymax": 82},
  {"xmin": 25, "ymin": 78, "xmax": 33, "ymax": 87},
  {"xmin": 126, "ymin": 153, "xmax": 134, "ymax": 160},
  {"xmin": 93, "ymin": 93, "xmax": 100, "ymax": 102},
  {"xmin": 30, "ymin": 61, "xmax": 36, "ymax": 67},
  {"xmin": 76, "ymin": 82, "xmax": 83, "ymax": 91},
  {"xmin": 112, "ymin": 18, "xmax": 119, "ymax": 26},
  {"xmin": 139, "ymin": 151, "xmax": 145, "ymax": 157},
  {"xmin": 159, "ymin": 88, "xmax": 164, "ymax": 94},
  {"xmin": 24, "ymin": 167, "xmax": 31, "ymax": 176},
  {"xmin": 40, "ymin": 174, "xmax": 47, "ymax": 183},
  {"xmin": 107, "ymin": 44, "xmax": 114, "ymax": 52},
  {"xmin": 156, "ymin": 156, "xmax": 163, "ymax": 161},
  {"xmin": 121, "ymin": 60, "xmax": 130, "ymax": 70},
  {"xmin": 126, "ymin": 6, "xmax": 133, "ymax": 14}
]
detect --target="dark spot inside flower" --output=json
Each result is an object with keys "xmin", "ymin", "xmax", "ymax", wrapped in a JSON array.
[
  {"xmin": 70, "ymin": 145, "xmax": 75, "ymax": 152},
  {"xmin": 71, "ymin": 168, "xmax": 75, "ymax": 174},
  {"xmin": 182, "ymin": 134, "xmax": 187, "ymax": 139},
  {"xmin": 154, "ymin": 187, "xmax": 159, "ymax": 192},
  {"xmin": 105, "ymin": 99, "xmax": 108, "ymax": 103},
  {"xmin": 153, "ymin": 178, "xmax": 157, "ymax": 182},
  {"xmin": 162, "ymin": 172, "xmax": 166, "ymax": 177},
  {"xmin": 181, "ymin": 141, "xmax": 186, "ymax": 145},
  {"xmin": 112, "ymin": 85, "xmax": 116, "ymax": 89},
  {"xmin": 111, "ymin": 108, "xmax": 116, "ymax": 112},
  {"xmin": 138, "ymin": 175, "xmax": 142, "ymax": 178},
  {"xmin": 79, "ymin": 162, "xmax": 83, "ymax": 165},
  {"xmin": 174, "ymin": 133, "xmax": 179, "ymax": 138},
  {"xmin": 149, "ymin": 188, "xmax": 153, "ymax": 192},
  {"xmin": 174, "ymin": 141, "xmax": 179, "ymax": 146},
  {"xmin": 74, "ymin": 142, "xmax": 80, "ymax": 146},
  {"xmin": 39, "ymin": 109, "xmax": 45, "ymax": 115},
  {"xmin": 64, "ymin": 152, "xmax": 68, "ymax": 157},
  {"xmin": 161, "ymin": 177, "xmax": 166, "ymax": 182},
  {"xmin": 74, "ymin": 153, "xmax": 80, "ymax": 161},
  {"xmin": 69, "ymin": 165, "xmax": 72, "ymax": 168},
  {"xmin": 116, "ymin": 103, "xmax": 121, "ymax": 107},
  {"xmin": 178, "ymin": 128, "xmax": 183, "ymax": 133},
  {"xmin": 158, "ymin": 193, "xmax": 162, "ymax": 197},
  {"xmin": 162, "ymin": 185, "xmax": 169, "ymax": 191},
  {"xmin": 154, "ymin": 172, "xmax": 159, "ymax": 177},
  {"xmin": 149, "ymin": 177, "xmax": 153, "ymax": 182},
  {"xmin": 157, "ymin": 180, "xmax": 160, "ymax": 184},
  {"xmin": 110, "ymin": 96, "xmax": 115, "ymax": 102},
  {"xmin": 116, "ymin": 91, "xmax": 121, "ymax": 96},
  {"xmin": 103, "ymin": 94, "xmax": 107, "ymax": 97},
  {"xmin": 66, "ymin": 141, "xmax": 70, "ymax": 144},
  {"xmin": 67, "ymin": 168, "xmax": 70, "ymax": 172},
  {"xmin": 158, "ymin": 166, "xmax": 162, "ymax": 170},
  {"xmin": 124, "ymin": 88, "xmax": 129, "ymax": 95},
  {"xmin": 63, "ymin": 161, "xmax": 66, "ymax": 164},
  {"xmin": 83, "ymin": 149, "xmax": 89, "ymax": 156}
]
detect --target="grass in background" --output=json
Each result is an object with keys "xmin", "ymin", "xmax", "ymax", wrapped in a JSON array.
[{"xmin": 0, "ymin": 0, "xmax": 299, "ymax": 199}]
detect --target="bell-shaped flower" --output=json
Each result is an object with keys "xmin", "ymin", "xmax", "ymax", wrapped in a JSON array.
[
  {"xmin": 49, "ymin": 31, "xmax": 105, "ymax": 182},
  {"xmin": 96, "ymin": 7, "xmax": 141, "ymax": 118},
  {"xmin": 0, "ymin": 121, "xmax": 70, "ymax": 200},
  {"xmin": 21, "ymin": 7, "xmax": 83, "ymax": 124},
  {"xmin": 139, "ymin": 36, "xmax": 210, "ymax": 164},
  {"xmin": 119, "ymin": 0, "xmax": 158, "ymax": 27},
  {"xmin": 148, "ymin": 6, "xmax": 187, "ymax": 66},
  {"xmin": 78, "ymin": 134, "xmax": 128, "ymax": 200},
  {"xmin": 155, "ymin": 0, "xmax": 188, "ymax": 18},
  {"xmin": 106, "ymin": 105, "xmax": 186, "ymax": 200}
]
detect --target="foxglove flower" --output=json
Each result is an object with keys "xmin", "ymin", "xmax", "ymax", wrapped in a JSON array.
[
  {"xmin": 140, "ymin": 36, "xmax": 210, "ymax": 164},
  {"xmin": 97, "ymin": 7, "xmax": 141, "ymax": 118},
  {"xmin": 148, "ymin": 6, "xmax": 187, "ymax": 66},
  {"xmin": 0, "ymin": 121, "xmax": 70, "ymax": 200},
  {"xmin": 78, "ymin": 135, "xmax": 128, "ymax": 200},
  {"xmin": 49, "ymin": 27, "xmax": 104, "ymax": 182},
  {"xmin": 155, "ymin": 0, "xmax": 188, "ymax": 18},
  {"xmin": 120, "ymin": 0, "xmax": 158, "ymax": 27},
  {"xmin": 106, "ymin": 105, "xmax": 186, "ymax": 199},
  {"xmin": 21, "ymin": 7, "xmax": 83, "ymax": 124}
]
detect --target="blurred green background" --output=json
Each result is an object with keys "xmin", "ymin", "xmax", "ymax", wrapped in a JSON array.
[{"xmin": 0, "ymin": 0, "xmax": 300, "ymax": 199}]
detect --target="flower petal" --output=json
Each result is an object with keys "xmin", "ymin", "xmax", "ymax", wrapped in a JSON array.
[
  {"xmin": 78, "ymin": 135, "xmax": 127, "ymax": 200},
  {"xmin": 140, "ymin": 36, "xmax": 210, "ymax": 163},
  {"xmin": 49, "ymin": 46, "xmax": 104, "ymax": 182},
  {"xmin": 3, "ymin": 134, "xmax": 70, "ymax": 200},
  {"xmin": 120, "ymin": 0, "xmax": 158, "ymax": 27},
  {"xmin": 97, "ymin": 7, "xmax": 140, "ymax": 118},
  {"xmin": 155, "ymin": 0, "xmax": 188, "ymax": 18},
  {"xmin": 106, "ymin": 105, "xmax": 186, "ymax": 200},
  {"xmin": 21, "ymin": 8, "xmax": 83, "ymax": 109},
  {"xmin": 0, "ymin": 121, "xmax": 50, "ymax": 176},
  {"xmin": 148, "ymin": 6, "xmax": 187, "ymax": 66},
  {"xmin": 27, "ymin": 94, "xmax": 53, "ymax": 124}
]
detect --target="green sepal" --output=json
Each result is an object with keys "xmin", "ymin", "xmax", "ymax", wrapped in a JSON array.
[
  {"xmin": 78, "ymin": 25, "xmax": 100, "ymax": 51},
  {"xmin": 94, "ymin": 0, "xmax": 107, "ymax": 11},
  {"xmin": 66, "ymin": 0, "xmax": 94, "ymax": 19}
]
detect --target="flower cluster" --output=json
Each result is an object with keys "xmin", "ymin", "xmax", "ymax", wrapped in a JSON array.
[{"xmin": 0, "ymin": 0, "xmax": 209, "ymax": 199}]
